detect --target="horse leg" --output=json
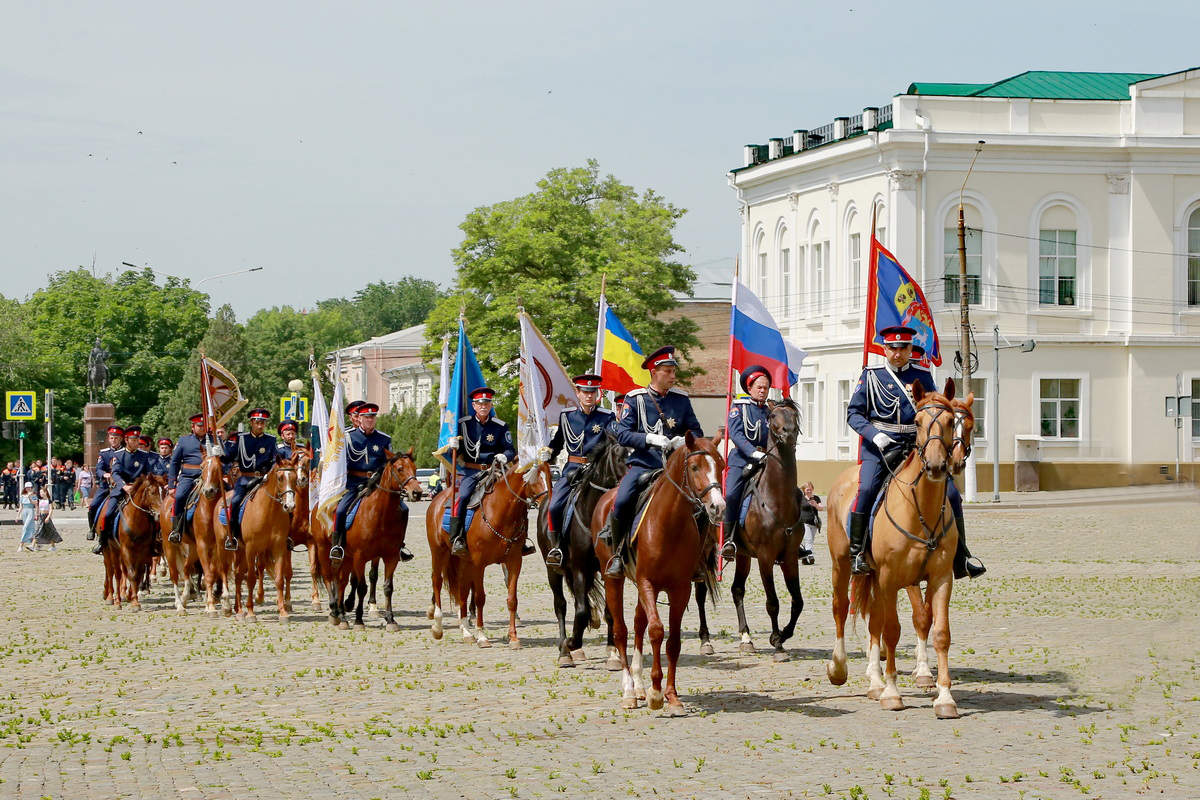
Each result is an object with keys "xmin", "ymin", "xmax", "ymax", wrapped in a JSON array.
[
  {"xmin": 367, "ymin": 559, "xmax": 380, "ymax": 618},
  {"xmin": 929, "ymin": 577, "xmax": 959, "ymax": 718},
  {"xmin": 568, "ymin": 569, "xmax": 591, "ymax": 665},
  {"xmin": 662, "ymin": 582, "xmax": 690, "ymax": 714},
  {"xmin": 908, "ymin": 584, "xmax": 935, "ymax": 689},
  {"xmin": 778, "ymin": 555, "xmax": 804, "ymax": 649},
  {"xmin": 244, "ymin": 554, "xmax": 259, "ymax": 624},
  {"xmin": 827, "ymin": 554, "xmax": 851, "ymax": 686},
  {"xmin": 429, "ymin": 546, "xmax": 445, "ymax": 640},
  {"xmin": 549, "ymin": 568, "xmax": 572, "ymax": 666},
  {"xmin": 505, "ymin": 556, "xmax": 522, "ymax": 649},
  {"xmin": 282, "ymin": 546, "xmax": 293, "ymax": 614},
  {"xmin": 604, "ymin": 606, "xmax": 622, "ymax": 672},
  {"xmin": 607, "ymin": 575, "xmax": 636, "ymax": 709},
  {"xmin": 732, "ymin": 556, "xmax": 754, "ymax": 654},
  {"xmin": 638, "ymin": 580, "xmax": 665, "ymax": 710},
  {"xmin": 309, "ymin": 547, "xmax": 323, "ymax": 612},
  {"xmin": 353, "ymin": 569, "xmax": 368, "ymax": 631},
  {"xmin": 273, "ymin": 549, "xmax": 289, "ymax": 623},
  {"xmin": 631, "ymin": 590, "xmax": 647, "ymax": 703},
  {"xmin": 457, "ymin": 572, "xmax": 474, "ymax": 644},
  {"xmin": 474, "ymin": 572, "xmax": 491, "ymax": 648},
  {"xmin": 382, "ymin": 556, "xmax": 400, "ymax": 632},
  {"xmin": 759, "ymin": 557, "xmax": 787, "ymax": 662},
  {"xmin": 877, "ymin": 584, "xmax": 903, "ymax": 711},
  {"xmin": 695, "ymin": 582, "xmax": 714, "ymax": 656}
]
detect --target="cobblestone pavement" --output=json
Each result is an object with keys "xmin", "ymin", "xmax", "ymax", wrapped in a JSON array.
[{"xmin": 1, "ymin": 498, "xmax": 1197, "ymax": 799}]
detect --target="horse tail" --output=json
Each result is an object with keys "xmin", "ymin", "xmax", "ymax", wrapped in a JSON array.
[
  {"xmin": 850, "ymin": 572, "xmax": 874, "ymax": 629},
  {"xmin": 443, "ymin": 550, "xmax": 464, "ymax": 608}
]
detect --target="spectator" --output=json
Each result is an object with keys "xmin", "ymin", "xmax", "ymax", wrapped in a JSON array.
[
  {"xmin": 1, "ymin": 463, "xmax": 17, "ymax": 509},
  {"xmin": 77, "ymin": 463, "xmax": 94, "ymax": 507},
  {"xmin": 26, "ymin": 460, "xmax": 46, "ymax": 498},
  {"xmin": 799, "ymin": 481, "xmax": 824, "ymax": 566},
  {"xmin": 16, "ymin": 484, "xmax": 36, "ymax": 552},
  {"xmin": 34, "ymin": 487, "xmax": 62, "ymax": 552},
  {"xmin": 59, "ymin": 459, "xmax": 77, "ymax": 509}
]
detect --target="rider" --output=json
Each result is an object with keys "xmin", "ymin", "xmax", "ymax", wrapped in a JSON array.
[
  {"xmin": 97, "ymin": 426, "xmax": 154, "ymax": 547},
  {"xmin": 167, "ymin": 414, "xmax": 212, "ymax": 543},
  {"xmin": 447, "ymin": 387, "xmax": 516, "ymax": 558},
  {"xmin": 276, "ymin": 419, "xmax": 299, "ymax": 459},
  {"xmin": 720, "ymin": 365, "xmax": 772, "ymax": 562},
  {"xmin": 221, "ymin": 408, "xmax": 280, "ymax": 551},
  {"xmin": 330, "ymin": 403, "xmax": 413, "ymax": 564},
  {"xmin": 846, "ymin": 326, "xmax": 985, "ymax": 579},
  {"xmin": 88, "ymin": 425, "xmax": 125, "ymax": 551},
  {"xmin": 542, "ymin": 373, "xmax": 617, "ymax": 570},
  {"xmin": 600, "ymin": 346, "xmax": 703, "ymax": 579},
  {"xmin": 145, "ymin": 436, "xmax": 170, "ymax": 477}
]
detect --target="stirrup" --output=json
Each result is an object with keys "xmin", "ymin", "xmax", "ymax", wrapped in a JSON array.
[
  {"xmin": 961, "ymin": 557, "xmax": 986, "ymax": 579},
  {"xmin": 720, "ymin": 539, "xmax": 737, "ymax": 563},
  {"xmin": 224, "ymin": 537, "xmax": 238, "ymax": 551},
  {"xmin": 850, "ymin": 554, "xmax": 870, "ymax": 575},
  {"xmin": 92, "ymin": 542, "xmax": 103, "ymax": 555},
  {"xmin": 450, "ymin": 537, "xmax": 468, "ymax": 558},
  {"xmin": 604, "ymin": 554, "xmax": 624, "ymax": 579},
  {"xmin": 398, "ymin": 545, "xmax": 414, "ymax": 562},
  {"xmin": 545, "ymin": 548, "xmax": 564, "ymax": 568},
  {"xmin": 597, "ymin": 523, "xmax": 613, "ymax": 547},
  {"xmin": 168, "ymin": 529, "xmax": 183, "ymax": 543},
  {"xmin": 329, "ymin": 545, "xmax": 345, "ymax": 562}
]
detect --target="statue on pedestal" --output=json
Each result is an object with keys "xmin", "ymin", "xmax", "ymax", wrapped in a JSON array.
[{"xmin": 87, "ymin": 337, "xmax": 109, "ymax": 403}]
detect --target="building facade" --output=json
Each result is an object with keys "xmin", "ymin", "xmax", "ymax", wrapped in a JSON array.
[
  {"xmin": 730, "ymin": 69, "xmax": 1200, "ymax": 492},
  {"xmin": 328, "ymin": 323, "xmax": 434, "ymax": 414}
]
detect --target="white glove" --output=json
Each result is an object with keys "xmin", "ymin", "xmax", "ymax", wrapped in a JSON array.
[
  {"xmin": 751, "ymin": 451, "xmax": 767, "ymax": 462},
  {"xmin": 537, "ymin": 447, "xmax": 552, "ymax": 463},
  {"xmin": 448, "ymin": 436, "xmax": 461, "ymax": 450},
  {"xmin": 872, "ymin": 432, "xmax": 896, "ymax": 450},
  {"xmin": 208, "ymin": 445, "xmax": 223, "ymax": 457},
  {"xmin": 494, "ymin": 454, "xmax": 508, "ymax": 465},
  {"xmin": 667, "ymin": 435, "xmax": 686, "ymax": 451},
  {"xmin": 645, "ymin": 433, "xmax": 670, "ymax": 448}
]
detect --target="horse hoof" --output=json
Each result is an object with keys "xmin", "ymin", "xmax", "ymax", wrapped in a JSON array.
[
  {"xmin": 222, "ymin": 608, "xmax": 233, "ymax": 618},
  {"xmin": 647, "ymin": 690, "xmax": 664, "ymax": 711},
  {"xmin": 739, "ymin": 642, "xmax": 755, "ymax": 655},
  {"xmin": 620, "ymin": 698, "xmax": 638, "ymax": 710},
  {"xmin": 176, "ymin": 608, "xmax": 187, "ymax": 616},
  {"xmin": 662, "ymin": 702, "xmax": 687, "ymax": 717},
  {"xmin": 245, "ymin": 614, "xmax": 258, "ymax": 624},
  {"xmin": 477, "ymin": 638, "xmax": 492, "ymax": 649},
  {"xmin": 773, "ymin": 651, "xmax": 790, "ymax": 663},
  {"xmin": 426, "ymin": 605, "xmax": 435, "ymax": 620},
  {"xmin": 367, "ymin": 605, "xmax": 380, "ymax": 619},
  {"xmin": 934, "ymin": 702, "xmax": 960, "ymax": 720},
  {"xmin": 699, "ymin": 642, "xmax": 715, "ymax": 656},
  {"xmin": 827, "ymin": 662, "xmax": 848, "ymax": 686},
  {"xmin": 278, "ymin": 615, "xmax": 289, "ymax": 625},
  {"xmin": 385, "ymin": 622, "xmax": 400, "ymax": 633},
  {"xmin": 353, "ymin": 623, "xmax": 366, "ymax": 632},
  {"xmin": 311, "ymin": 601, "xmax": 323, "ymax": 613},
  {"xmin": 913, "ymin": 673, "xmax": 936, "ymax": 689},
  {"xmin": 558, "ymin": 655, "xmax": 575, "ymax": 668},
  {"xmin": 285, "ymin": 603, "xmax": 294, "ymax": 614},
  {"xmin": 880, "ymin": 696, "xmax": 904, "ymax": 712},
  {"xmin": 337, "ymin": 620, "xmax": 349, "ymax": 631},
  {"xmin": 431, "ymin": 625, "xmax": 444, "ymax": 640},
  {"xmin": 570, "ymin": 648, "xmax": 586, "ymax": 664},
  {"xmin": 867, "ymin": 687, "xmax": 884, "ymax": 701},
  {"xmin": 605, "ymin": 658, "xmax": 622, "ymax": 672},
  {"xmin": 508, "ymin": 639, "xmax": 521, "ymax": 650},
  {"xmin": 205, "ymin": 610, "xmax": 218, "ymax": 619}
]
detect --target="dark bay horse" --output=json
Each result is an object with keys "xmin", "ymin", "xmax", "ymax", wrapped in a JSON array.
[
  {"xmin": 426, "ymin": 462, "xmax": 551, "ymax": 648},
  {"xmin": 825, "ymin": 379, "xmax": 963, "ymax": 717},
  {"xmin": 230, "ymin": 455, "xmax": 303, "ymax": 623},
  {"xmin": 698, "ymin": 399, "xmax": 804, "ymax": 661},
  {"xmin": 113, "ymin": 474, "xmax": 168, "ymax": 611},
  {"xmin": 591, "ymin": 433, "xmax": 725, "ymax": 714},
  {"xmin": 536, "ymin": 433, "xmax": 627, "ymax": 667}
]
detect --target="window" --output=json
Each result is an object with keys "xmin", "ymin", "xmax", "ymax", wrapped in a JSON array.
[
  {"xmin": 964, "ymin": 377, "xmax": 987, "ymax": 442},
  {"xmin": 1039, "ymin": 229, "xmax": 1077, "ymax": 306},
  {"xmin": 799, "ymin": 380, "xmax": 818, "ymax": 440},
  {"xmin": 812, "ymin": 242, "xmax": 828, "ymax": 313},
  {"xmin": 837, "ymin": 380, "xmax": 852, "ymax": 440},
  {"xmin": 795, "ymin": 245, "xmax": 806, "ymax": 312},
  {"xmin": 944, "ymin": 227, "xmax": 982, "ymax": 304},
  {"xmin": 1040, "ymin": 378, "xmax": 1081, "ymax": 438},
  {"xmin": 780, "ymin": 248, "xmax": 791, "ymax": 318},
  {"xmin": 758, "ymin": 251, "xmax": 768, "ymax": 299},
  {"xmin": 1193, "ymin": 379, "xmax": 1199, "ymax": 439},
  {"xmin": 848, "ymin": 233, "xmax": 862, "ymax": 312},
  {"xmin": 1189, "ymin": 209, "xmax": 1200, "ymax": 307}
]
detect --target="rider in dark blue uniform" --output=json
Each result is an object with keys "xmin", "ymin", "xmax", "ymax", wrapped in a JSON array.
[
  {"xmin": 846, "ymin": 326, "xmax": 984, "ymax": 579},
  {"xmin": 221, "ymin": 408, "xmax": 280, "ymax": 551},
  {"xmin": 447, "ymin": 387, "xmax": 516, "ymax": 558},
  {"xmin": 98, "ymin": 427, "xmax": 155, "ymax": 545},
  {"xmin": 720, "ymin": 365, "xmax": 773, "ymax": 562},
  {"xmin": 276, "ymin": 419, "xmax": 299, "ymax": 459},
  {"xmin": 543, "ymin": 374, "xmax": 617, "ymax": 570},
  {"xmin": 168, "ymin": 414, "xmax": 214, "ymax": 542},
  {"xmin": 89, "ymin": 425, "xmax": 125, "ymax": 552},
  {"xmin": 141, "ymin": 436, "xmax": 168, "ymax": 477},
  {"xmin": 601, "ymin": 346, "xmax": 704, "ymax": 578}
]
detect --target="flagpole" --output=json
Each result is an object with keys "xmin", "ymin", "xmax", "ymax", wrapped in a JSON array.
[
  {"xmin": 594, "ymin": 273, "xmax": 607, "ymax": 377},
  {"xmin": 200, "ymin": 353, "xmax": 234, "ymax": 531},
  {"xmin": 448, "ymin": 315, "xmax": 465, "ymax": 525},
  {"xmin": 718, "ymin": 258, "xmax": 739, "ymax": 580},
  {"xmin": 864, "ymin": 204, "xmax": 879, "ymax": 370}
]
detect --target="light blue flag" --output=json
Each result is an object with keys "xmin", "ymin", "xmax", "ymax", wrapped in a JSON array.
[{"xmin": 435, "ymin": 320, "xmax": 487, "ymax": 460}]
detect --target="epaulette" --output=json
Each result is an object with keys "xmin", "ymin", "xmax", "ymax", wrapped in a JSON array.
[
  {"xmin": 493, "ymin": 417, "xmax": 509, "ymax": 427},
  {"xmin": 377, "ymin": 430, "xmax": 392, "ymax": 441},
  {"xmin": 732, "ymin": 397, "xmax": 753, "ymax": 406},
  {"xmin": 625, "ymin": 388, "xmax": 648, "ymax": 398},
  {"xmin": 595, "ymin": 407, "xmax": 615, "ymax": 415},
  {"xmin": 561, "ymin": 405, "xmax": 579, "ymax": 415},
  {"xmin": 909, "ymin": 363, "xmax": 931, "ymax": 373},
  {"xmin": 668, "ymin": 387, "xmax": 689, "ymax": 397},
  {"xmin": 458, "ymin": 415, "xmax": 473, "ymax": 423}
]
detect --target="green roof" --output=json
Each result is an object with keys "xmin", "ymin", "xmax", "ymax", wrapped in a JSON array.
[{"xmin": 907, "ymin": 71, "xmax": 1163, "ymax": 101}]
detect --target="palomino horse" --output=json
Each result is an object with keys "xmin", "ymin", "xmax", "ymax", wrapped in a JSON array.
[
  {"xmin": 226, "ymin": 455, "xmax": 303, "ymax": 623},
  {"xmin": 426, "ymin": 461, "xmax": 551, "ymax": 648},
  {"xmin": 536, "ymin": 432, "xmax": 627, "ymax": 667},
  {"xmin": 158, "ymin": 489, "xmax": 202, "ymax": 614},
  {"xmin": 111, "ymin": 474, "xmax": 168, "ymax": 611},
  {"xmin": 314, "ymin": 451, "xmax": 422, "ymax": 630},
  {"xmin": 193, "ymin": 453, "xmax": 235, "ymax": 618},
  {"xmin": 825, "ymin": 379, "xmax": 963, "ymax": 718},
  {"xmin": 698, "ymin": 399, "xmax": 804, "ymax": 661},
  {"xmin": 592, "ymin": 433, "xmax": 725, "ymax": 714}
]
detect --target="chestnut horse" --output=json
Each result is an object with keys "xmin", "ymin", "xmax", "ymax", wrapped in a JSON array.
[
  {"xmin": 697, "ymin": 399, "xmax": 804, "ymax": 661},
  {"xmin": 592, "ymin": 433, "xmax": 725, "ymax": 714},
  {"xmin": 226, "ymin": 455, "xmax": 303, "ymax": 623},
  {"xmin": 192, "ymin": 453, "xmax": 235, "ymax": 618},
  {"xmin": 112, "ymin": 474, "xmax": 168, "ymax": 611},
  {"xmin": 824, "ymin": 379, "xmax": 963, "ymax": 718},
  {"xmin": 426, "ymin": 462, "xmax": 551, "ymax": 648},
  {"xmin": 158, "ymin": 490, "xmax": 202, "ymax": 614},
  {"xmin": 313, "ymin": 451, "xmax": 422, "ymax": 630}
]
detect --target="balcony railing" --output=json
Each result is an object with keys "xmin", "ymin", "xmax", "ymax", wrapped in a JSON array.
[{"xmin": 742, "ymin": 103, "xmax": 894, "ymax": 167}]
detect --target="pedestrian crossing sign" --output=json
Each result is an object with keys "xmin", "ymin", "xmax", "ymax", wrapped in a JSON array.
[
  {"xmin": 279, "ymin": 396, "xmax": 309, "ymax": 423},
  {"xmin": 6, "ymin": 392, "xmax": 36, "ymax": 420}
]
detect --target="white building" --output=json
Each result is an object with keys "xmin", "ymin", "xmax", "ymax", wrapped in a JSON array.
[
  {"xmin": 729, "ymin": 69, "xmax": 1200, "ymax": 491},
  {"xmin": 328, "ymin": 324, "xmax": 434, "ymax": 414}
]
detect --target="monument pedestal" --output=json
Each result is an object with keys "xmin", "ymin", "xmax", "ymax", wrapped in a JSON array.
[{"xmin": 83, "ymin": 404, "xmax": 116, "ymax": 469}]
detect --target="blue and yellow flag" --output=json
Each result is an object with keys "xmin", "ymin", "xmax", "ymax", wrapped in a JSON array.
[
  {"xmin": 435, "ymin": 320, "xmax": 487, "ymax": 463},
  {"xmin": 864, "ymin": 237, "xmax": 941, "ymax": 366}
]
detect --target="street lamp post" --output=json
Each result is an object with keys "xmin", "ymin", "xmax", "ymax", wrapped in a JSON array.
[
  {"xmin": 122, "ymin": 262, "xmax": 264, "ymax": 288},
  {"xmin": 993, "ymin": 325, "xmax": 1036, "ymax": 502}
]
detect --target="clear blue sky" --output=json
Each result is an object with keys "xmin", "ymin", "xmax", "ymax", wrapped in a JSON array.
[{"xmin": 2, "ymin": 1, "xmax": 1196, "ymax": 319}]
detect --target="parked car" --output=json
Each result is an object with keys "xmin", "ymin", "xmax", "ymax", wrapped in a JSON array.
[{"xmin": 415, "ymin": 468, "xmax": 442, "ymax": 496}]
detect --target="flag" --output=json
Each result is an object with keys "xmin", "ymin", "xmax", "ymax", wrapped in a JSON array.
[
  {"xmin": 435, "ymin": 320, "xmax": 486, "ymax": 467},
  {"xmin": 308, "ymin": 353, "xmax": 329, "ymax": 511},
  {"xmin": 729, "ymin": 281, "xmax": 807, "ymax": 392},
  {"xmin": 865, "ymin": 237, "xmax": 941, "ymax": 366},
  {"xmin": 517, "ymin": 312, "xmax": 576, "ymax": 469},
  {"xmin": 437, "ymin": 334, "xmax": 450, "ymax": 409},
  {"xmin": 317, "ymin": 355, "xmax": 347, "ymax": 511},
  {"xmin": 200, "ymin": 356, "xmax": 247, "ymax": 429},
  {"xmin": 595, "ymin": 294, "xmax": 649, "ymax": 395}
]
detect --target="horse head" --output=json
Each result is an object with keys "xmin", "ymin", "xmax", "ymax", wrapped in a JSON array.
[
  {"xmin": 911, "ymin": 381, "xmax": 956, "ymax": 481},
  {"xmin": 766, "ymin": 398, "xmax": 801, "ymax": 450},
  {"xmin": 521, "ymin": 460, "xmax": 553, "ymax": 505},
  {"xmin": 587, "ymin": 430, "xmax": 629, "ymax": 488},
  {"xmin": 271, "ymin": 454, "xmax": 300, "ymax": 515},
  {"xmin": 130, "ymin": 474, "xmax": 167, "ymax": 523},
  {"xmin": 945, "ymin": 379, "xmax": 976, "ymax": 476},
  {"xmin": 201, "ymin": 452, "xmax": 224, "ymax": 499},
  {"xmin": 671, "ymin": 432, "xmax": 726, "ymax": 524},
  {"xmin": 382, "ymin": 448, "xmax": 422, "ymax": 500},
  {"xmin": 293, "ymin": 445, "xmax": 312, "ymax": 488}
]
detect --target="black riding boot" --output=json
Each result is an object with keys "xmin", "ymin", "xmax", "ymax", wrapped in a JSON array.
[
  {"xmin": 449, "ymin": 517, "xmax": 468, "ymax": 558},
  {"xmin": 168, "ymin": 510, "xmax": 185, "ymax": 543},
  {"xmin": 329, "ymin": 524, "xmax": 346, "ymax": 563},
  {"xmin": 603, "ymin": 516, "xmax": 626, "ymax": 579},
  {"xmin": 848, "ymin": 512, "xmax": 871, "ymax": 575},
  {"xmin": 545, "ymin": 524, "xmax": 565, "ymax": 570},
  {"xmin": 952, "ymin": 516, "xmax": 986, "ymax": 579},
  {"xmin": 721, "ymin": 524, "xmax": 739, "ymax": 563},
  {"xmin": 92, "ymin": 528, "xmax": 105, "ymax": 555},
  {"xmin": 225, "ymin": 518, "xmax": 240, "ymax": 551}
]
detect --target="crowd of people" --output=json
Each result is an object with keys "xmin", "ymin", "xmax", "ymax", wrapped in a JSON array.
[{"xmin": 3, "ymin": 459, "xmax": 91, "ymax": 511}]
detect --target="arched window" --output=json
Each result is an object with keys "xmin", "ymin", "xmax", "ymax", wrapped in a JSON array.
[
  {"xmin": 1038, "ymin": 205, "xmax": 1078, "ymax": 307},
  {"xmin": 845, "ymin": 209, "xmax": 862, "ymax": 313},
  {"xmin": 873, "ymin": 200, "xmax": 888, "ymax": 250},
  {"xmin": 755, "ymin": 229, "xmax": 768, "ymax": 299},
  {"xmin": 809, "ymin": 220, "xmax": 828, "ymax": 314},
  {"xmin": 1188, "ymin": 207, "xmax": 1200, "ymax": 307},
  {"xmin": 778, "ymin": 224, "xmax": 792, "ymax": 319}
]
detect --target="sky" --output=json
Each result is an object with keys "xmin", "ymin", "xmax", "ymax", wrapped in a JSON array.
[{"xmin": 3, "ymin": 1, "xmax": 1198, "ymax": 321}]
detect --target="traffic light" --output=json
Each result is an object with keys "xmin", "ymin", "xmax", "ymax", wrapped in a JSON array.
[
  {"xmin": 1, "ymin": 421, "xmax": 11, "ymax": 439},
  {"xmin": 17, "ymin": 422, "xmax": 27, "ymax": 439}
]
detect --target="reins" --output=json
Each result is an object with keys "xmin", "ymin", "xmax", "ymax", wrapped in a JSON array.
[{"xmin": 878, "ymin": 399, "xmax": 956, "ymax": 552}]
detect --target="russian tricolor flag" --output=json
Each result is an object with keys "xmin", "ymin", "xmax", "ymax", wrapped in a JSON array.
[{"xmin": 730, "ymin": 281, "xmax": 807, "ymax": 392}]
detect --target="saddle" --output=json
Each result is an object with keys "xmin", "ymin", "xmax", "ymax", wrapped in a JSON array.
[
  {"xmin": 465, "ymin": 466, "xmax": 503, "ymax": 509},
  {"xmin": 843, "ymin": 471, "xmax": 897, "ymax": 549},
  {"xmin": 217, "ymin": 479, "xmax": 265, "ymax": 527}
]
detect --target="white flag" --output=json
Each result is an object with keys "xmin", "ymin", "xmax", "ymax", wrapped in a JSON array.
[
  {"xmin": 318, "ymin": 355, "xmax": 348, "ymax": 510},
  {"xmin": 309, "ymin": 356, "xmax": 329, "ymax": 512},
  {"xmin": 517, "ymin": 312, "xmax": 576, "ymax": 470}
]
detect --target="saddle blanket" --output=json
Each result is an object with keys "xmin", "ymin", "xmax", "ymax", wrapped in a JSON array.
[
  {"xmin": 217, "ymin": 503, "xmax": 247, "ymax": 527},
  {"xmin": 440, "ymin": 506, "xmax": 478, "ymax": 534}
]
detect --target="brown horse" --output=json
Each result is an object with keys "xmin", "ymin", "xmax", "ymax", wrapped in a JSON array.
[
  {"xmin": 426, "ymin": 462, "xmax": 551, "ymax": 648},
  {"xmin": 825, "ymin": 379, "xmax": 963, "ymax": 718},
  {"xmin": 158, "ymin": 489, "xmax": 202, "ymax": 614},
  {"xmin": 228, "ymin": 456, "xmax": 303, "ymax": 623},
  {"xmin": 112, "ymin": 474, "xmax": 168, "ymax": 611},
  {"xmin": 698, "ymin": 399, "xmax": 804, "ymax": 661},
  {"xmin": 319, "ymin": 451, "xmax": 422, "ymax": 630},
  {"xmin": 192, "ymin": 453, "xmax": 235, "ymax": 618},
  {"xmin": 592, "ymin": 433, "xmax": 725, "ymax": 714}
]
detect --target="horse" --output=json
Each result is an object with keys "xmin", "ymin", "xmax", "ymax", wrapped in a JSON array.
[
  {"xmin": 318, "ymin": 451, "xmax": 422, "ymax": 630},
  {"xmin": 426, "ymin": 461, "xmax": 551, "ymax": 648},
  {"xmin": 824, "ymin": 379, "xmax": 963, "ymax": 718},
  {"xmin": 112, "ymin": 474, "xmax": 168, "ymax": 611},
  {"xmin": 158, "ymin": 488, "xmax": 202, "ymax": 614},
  {"xmin": 591, "ymin": 433, "xmax": 725, "ymax": 714},
  {"xmin": 227, "ymin": 455, "xmax": 304, "ymax": 623},
  {"xmin": 536, "ymin": 433, "xmax": 627, "ymax": 667},
  {"xmin": 698, "ymin": 399, "xmax": 804, "ymax": 661},
  {"xmin": 192, "ymin": 453, "xmax": 236, "ymax": 618}
]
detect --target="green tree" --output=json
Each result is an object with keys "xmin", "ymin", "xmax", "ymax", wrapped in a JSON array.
[
  {"xmin": 345, "ymin": 278, "xmax": 443, "ymax": 340},
  {"xmin": 424, "ymin": 160, "xmax": 699, "ymax": 423}
]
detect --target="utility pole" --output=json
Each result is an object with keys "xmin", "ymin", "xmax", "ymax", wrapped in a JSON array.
[
  {"xmin": 957, "ymin": 141, "xmax": 985, "ymax": 500},
  {"xmin": 45, "ymin": 390, "xmax": 53, "ymax": 469}
]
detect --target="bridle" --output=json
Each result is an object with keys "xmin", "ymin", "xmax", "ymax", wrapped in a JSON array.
[
  {"xmin": 661, "ymin": 445, "xmax": 722, "ymax": 517},
  {"xmin": 880, "ymin": 398, "xmax": 957, "ymax": 551},
  {"xmin": 951, "ymin": 404, "xmax": 974, "ymax": 465},
  {"xmin": 375, "ymin": 454, "xmax": 424, "ymax": 501},
  {"xmin": 746, "ymin": 404, "xmax": 802, "ymax": 535},
  {"xmin": 266, "ymin": 465, "xmax": 299, "ymax": 509}
]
